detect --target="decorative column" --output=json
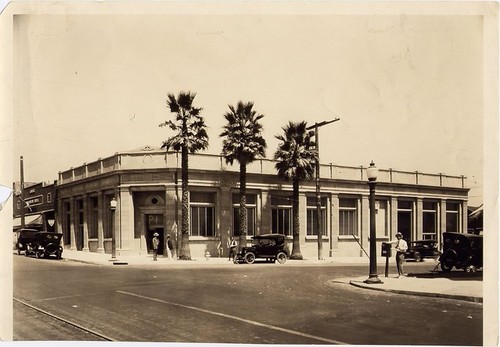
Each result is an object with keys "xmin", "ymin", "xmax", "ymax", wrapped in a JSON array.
[
  {"xmin": 69, "ymin": 197, "xmax": 77, "ymax": 250},
  {"xmin": 415, "ymin": 198, "xmax": 423, "ymax": 240},
  {"xmin": 330, "ymin": 193, "xmax": 339, "ymax": 257},
  {"xmin": 96, "ymin": 192, "xmax": 105, "ymax": 253},
  {"xmin": 361, "ymin": 194, "xmax": 370, "ymax": 254},
  {"xmin": 82, "ymin": 195, "xmax": 89, "ymax": 252},
  {"xmin": 461, "ymin": 200, "xmax": 468, "ymax": 233},
  {"xmin": 440, "ymin": 199, "xmax": 447, "ymax": 242},
  {"xmin": 390, "ymin": 197, "xmax": 398, "ymax": 238},
  {"xmin": 119, "ymin": 187, "xmax": 134, "ymax": 255},
  {"xmin": 57, "ymin": 199, "xmax": 64, "ymax": 244}
]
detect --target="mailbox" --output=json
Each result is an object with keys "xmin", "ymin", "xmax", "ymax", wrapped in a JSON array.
[{"xmin": 381, "ymin": 242, "xmax": 392, "ymax": 257}]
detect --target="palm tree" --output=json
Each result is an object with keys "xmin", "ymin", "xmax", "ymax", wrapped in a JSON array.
[
  {"xmin": 274, "ymin": 121, "xmax": 318, "ymax": 260},
  {"xmin": 160, "ymin": 91, "xmax": 209, "ymax": 260},
  {"xmin": 220, "ymin": 101, "xmax": 267, "ymax": 251}
]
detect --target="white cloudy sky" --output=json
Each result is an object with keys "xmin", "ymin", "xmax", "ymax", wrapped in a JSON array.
[{"xmin": 13, "ymin": 10, "xmax": 485, "ymax": 205}]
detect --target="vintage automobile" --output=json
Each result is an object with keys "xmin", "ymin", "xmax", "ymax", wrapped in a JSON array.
[
  {"xmin": 24, "ymin": 232, "xmax": 64, "ymax": 259},
  {"xmin": 15, "ymin": 228, "xmax": 40, "ymax": 255},
  {"xmin": 404, "ymin": 240, "xmax": 441, "ymax": 262},
  {"xmin": 439, "ymin": 232, "xmax": 482, "ymax": 273},
  {"xmin": 235, "ymin": 234, "xmax": 288, "ymax": 264}
]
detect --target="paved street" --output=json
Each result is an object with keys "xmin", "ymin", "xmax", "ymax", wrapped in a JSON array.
[{"xmin": 13, "ymin": 255, "xmax": 482, "ymax": 344}]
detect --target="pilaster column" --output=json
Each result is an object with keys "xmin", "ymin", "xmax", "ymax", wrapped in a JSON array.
[
  {"xmin": 82, "ymin": 195, "xmax": 89, "ymax": 252},
  {"xmin": 461, "ymin": 200, "xmax": 468, "ymax": 233},
  {"xmin": 390, "ymin": 197, "xmax": 398, "ymax": 239},
  {"xmin": 440, "ymin": 199, "xmax": 447, "ymax": 242},
  {"xmin": 361, "ymin": 194, "xmax": 369, "ymax": 254},
  {"xmin": 69, "ymin": 197, "xmax": 77, "ymax": 250},
  {"xmin": 218, "ymin": 186, "xmax": 232, "ymax": 250},
  {"xmin": 298, "ymin": 193, "xmax": 307, "ymax": 246},
  {"xmin": 261, "ymin": 191, "xmax": 272, "ymax": 235},
  {"xmin": 118, "ymin": 186, "xmax": 134, "ymax": 254},
  {"xmin": 415, "ymin": 198, "xmax": 423, "ymax": 240},
  {"xmin": 57, "ymin": 199, "xmax": 64, "ymax": 244},
  {"xmin": 330, "ymin": 193, "xmax": 339, "ymax": 256},
  {"xmin": 96, "ymin": 192, "xmax": 105, "ymax": 253}
]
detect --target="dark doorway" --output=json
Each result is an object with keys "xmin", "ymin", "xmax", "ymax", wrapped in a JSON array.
[
  {"xmin": 146, "ymin": 214, "xmax": 164, "ymax": 254},
  {"xmin": 398, "ymin": 211, "xmax": 412, "ymax": 242}
]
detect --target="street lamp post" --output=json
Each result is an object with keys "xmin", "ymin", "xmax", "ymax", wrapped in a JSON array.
[
  {"xmin": 364, "ymin": 161, "xmax": 383, "ymax": 284},
  {"xmin": 306, "ymin": 118, "xmax": 340, "ymax": 260},
  {"xmin": 110, "ymin": 197, "xmax": 117, "ymax": 261}
]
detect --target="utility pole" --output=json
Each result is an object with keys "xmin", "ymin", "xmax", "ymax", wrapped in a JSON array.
[
  {"xmin": 306, "ymin": 118, "xmax": 340, "ymax": 260},
  {"xmin": 20, "ymin": 156, "xmax": 25, "ymax": 229}
]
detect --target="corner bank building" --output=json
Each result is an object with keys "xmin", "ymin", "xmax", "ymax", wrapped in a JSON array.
[{"xmin": 56, "ymin": 146, "xmax": 469, "ymax": 259}]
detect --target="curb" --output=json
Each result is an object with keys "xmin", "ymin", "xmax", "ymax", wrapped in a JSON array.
[{"xmin": 349, "ymin": 280, "xmax": 483, "ymax": 303}]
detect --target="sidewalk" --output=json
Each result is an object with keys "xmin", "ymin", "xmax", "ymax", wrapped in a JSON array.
[{"xmin": 58, "ymin": 250, "xmax": 483, "ymax": 303}]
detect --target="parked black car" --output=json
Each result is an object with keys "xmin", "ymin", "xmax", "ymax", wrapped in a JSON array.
[
  {"xmin": 235, "ymin": 234, "xmax": 288, "ymax": 264},
  {"xmin": 439, "ymin": 232, "xmax": 482, "ymax": 273},
  {"xmin": 15, "ymin": 228, "xmax": 40, "ymax": 255},
  {"xmin": 404, "ymin": 240, "xmax": 441, "ymax": 262},
  {"xmin": 24, "ymin": 232, "xmax": 63, "ymax": 259}
]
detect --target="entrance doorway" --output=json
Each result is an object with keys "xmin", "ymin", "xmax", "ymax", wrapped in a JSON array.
[
  {"xmin": 146, "ymin": 214, "xmax": 164, "ymax": 254},
  {"xmin": 398, "ymin": 211, "xmax": 412, "ymax": 242}
]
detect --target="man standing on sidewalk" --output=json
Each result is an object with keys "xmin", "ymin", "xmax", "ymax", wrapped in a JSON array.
[{"xmin": 393, "ymin": 232, "xmax": 408, "ymax": 278}]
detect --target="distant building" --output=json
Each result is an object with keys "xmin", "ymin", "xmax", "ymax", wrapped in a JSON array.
[
  {"xmin": 13, "ymin": 181, "xmax": 57, "ymax": 232},
  {"xmin": 54, "ymin": 146, "xmax": 469, "ymax": 259}
]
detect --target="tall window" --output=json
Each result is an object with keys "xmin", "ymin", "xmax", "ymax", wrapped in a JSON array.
[
  {"xmin": 89, "ymin": 197, "xmax": 98, "ymax": 238},
  {"xmin": 397, "ymin": 200, "xmax": 413, "ymax": 241},
  {"xmin": 190, "ymin": 192, "xmax": 215, "ymax": 237},
  {"xmin": 446, "ymin": 202, "xmax": 460, "ymax": 233},
  {"xmin": 233, "ymin": 194, "xmax": 256, "ymax": 236},
  {"xmin": 339, "ymin": 198, "xmax": 358, "ymax": 236},
  {"xmin": 306, "ymin": 197, "xmax": 327, "ymax": 236},
  {"xmin": 271, "ymin": 196, "xmax": 292, "ymax": 236},
  {"xmin": 422, "ymin": 201, "xmax": 437, "ymax": 240}
]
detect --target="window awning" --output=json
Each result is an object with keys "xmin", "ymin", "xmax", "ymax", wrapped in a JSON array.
[{"xmin": 13, "ymin": 214, "xmax": 43, "ymax": 229}]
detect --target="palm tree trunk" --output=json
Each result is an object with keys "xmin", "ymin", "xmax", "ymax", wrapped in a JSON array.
[
  {"xmin": 179, "ymin": 145, "xmax": 191, "ymax": 260},
  {"xmin": 290, "ymin": 178, "xmax": 303, "ymax": 259},
  {"xmin": 238, "ymin": 162, "xmax": 247, "ymax": 251}
]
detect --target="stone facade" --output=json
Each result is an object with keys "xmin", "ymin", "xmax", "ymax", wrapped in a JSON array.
[{"xmin": 55, "ymin": 146, "xmax": 469, "ymax": 259}]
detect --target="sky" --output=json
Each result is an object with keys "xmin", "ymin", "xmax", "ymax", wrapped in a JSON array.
[{"xmin": 12, "ymin": 11, "xmax": 485, "ymax": 206}]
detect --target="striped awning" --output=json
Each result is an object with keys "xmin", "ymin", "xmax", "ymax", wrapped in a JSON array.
[{"xmin": 13, "ymin": 214, "xmax": 43, "ymax": 229}]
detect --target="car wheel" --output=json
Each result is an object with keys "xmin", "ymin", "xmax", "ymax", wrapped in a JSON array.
[
  {"xmin": 244, "ymin": 252, "xmax": 255, "ymax": 264},
  {"xmin": 414, "ymin": 252, "xmax": 422, "ymax": 262},
  {"xmin": 465, "ymin": 265, "xmax": 476, "ymax": 273},
  {"xmin": 276, "ymin": 252, "xmax": 287, "ymax": 264}
]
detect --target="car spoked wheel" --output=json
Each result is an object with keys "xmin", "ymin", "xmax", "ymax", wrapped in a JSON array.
[
  {"xmin": 276, "ymin": 252, "xmax": 287, "ymax": 264},
  {"xmin": 244, "ymin": 252, "xmax": 256, "ymax": 264},
  {"xmin": 465, "ymin": 265, "xmax": 477, "ymax": 273}
]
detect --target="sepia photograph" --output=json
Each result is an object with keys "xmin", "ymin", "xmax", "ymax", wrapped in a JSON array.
[{"xmin": 1, "ymin": 1, "xmax": 498, "ymax": 345}]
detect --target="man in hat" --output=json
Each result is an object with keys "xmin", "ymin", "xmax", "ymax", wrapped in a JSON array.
[
  {"xmin": 394, "ymin": 232, "xmax": 408, "ymax": 278},
  {"xmin": 152, "ymin": 232, "xmax": 160, "ymax": 261}
]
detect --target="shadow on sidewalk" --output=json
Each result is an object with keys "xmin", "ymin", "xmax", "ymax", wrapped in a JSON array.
[{"xmin": 409, "ymin": 270, "xmax": 483, "ymax": 281}]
